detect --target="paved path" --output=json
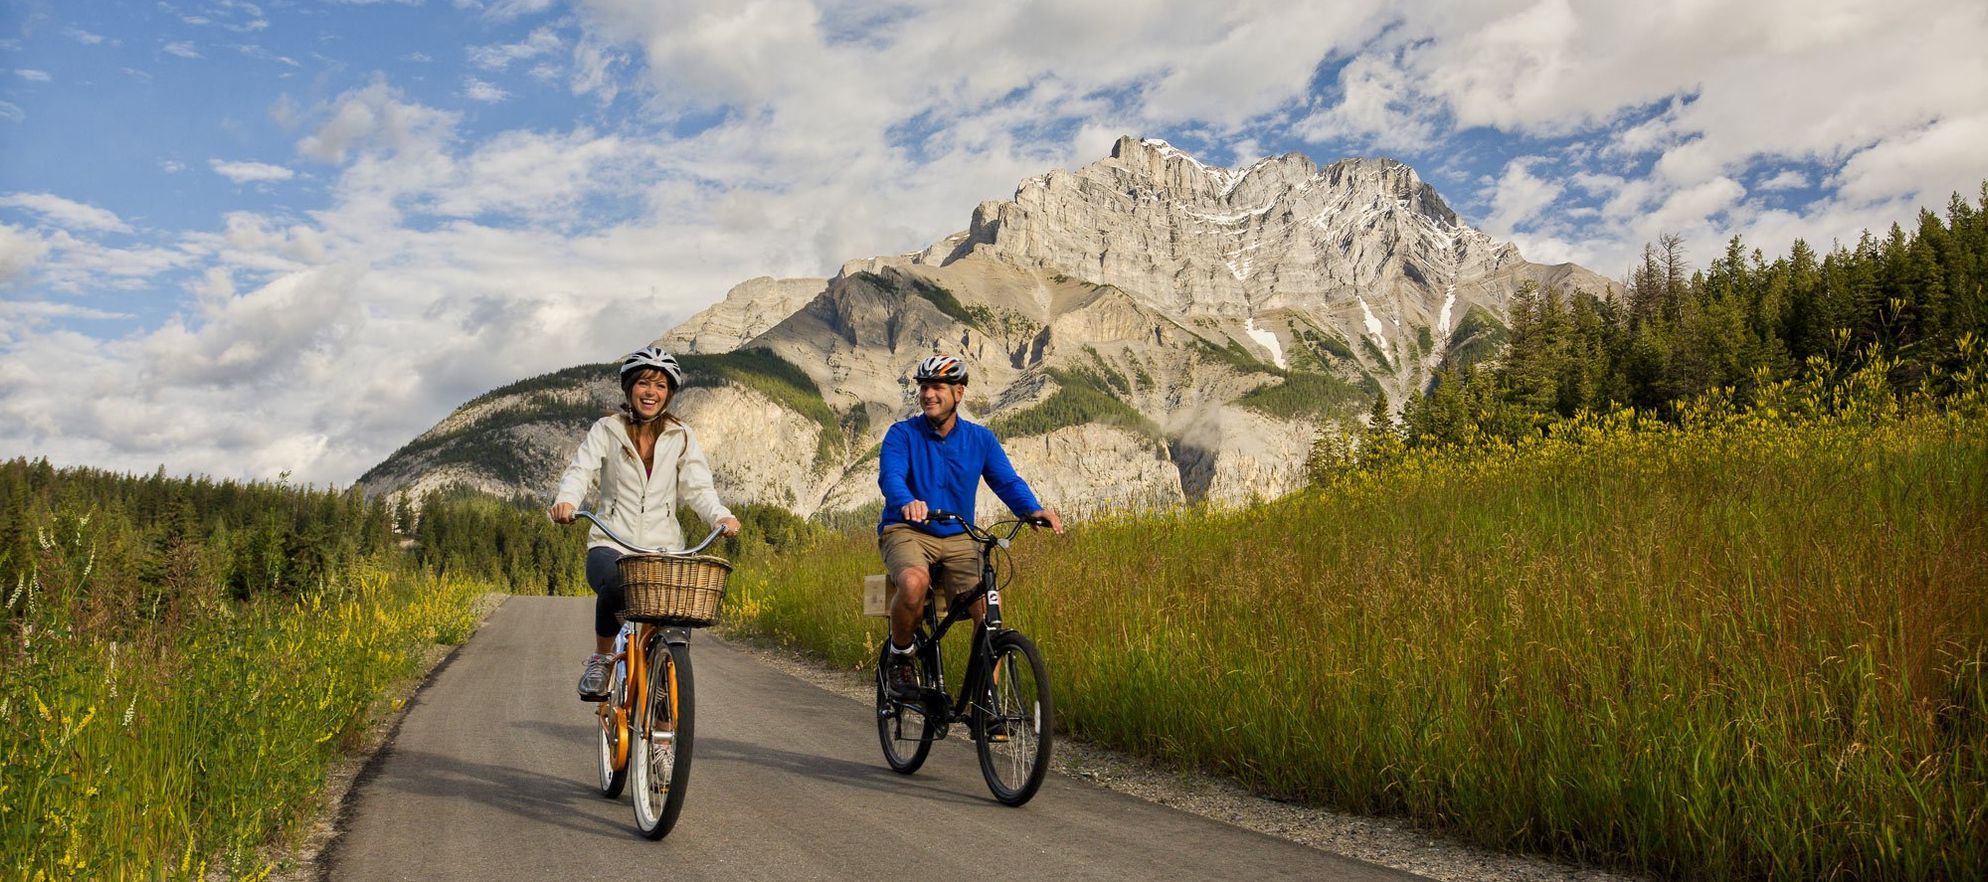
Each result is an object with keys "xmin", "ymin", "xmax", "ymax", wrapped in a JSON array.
[{"xmin": 328, "ymin": 595, "xmax": 1426, "ymax": 881}]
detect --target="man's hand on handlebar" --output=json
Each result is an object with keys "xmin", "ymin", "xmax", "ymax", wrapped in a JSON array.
[
  {"xmin": 548, "ymin": 502, "xmax": 576, "ymax": 524},
  {"xmin": 901, "ymin": 499, "xmax": 930, "ymax": 523},
  {"xmin": 1030, "ymin": 509, "xmax": 1065, "ymax": 535}
]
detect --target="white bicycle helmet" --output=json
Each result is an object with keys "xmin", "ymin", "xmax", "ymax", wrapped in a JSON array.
[
  {"xmin": 620, "ymin": 346, "xmax": 684, "ymax": 391},
  {"xmin": 912, "ymin": 353, "xmax": 968, "ymax": 384}
]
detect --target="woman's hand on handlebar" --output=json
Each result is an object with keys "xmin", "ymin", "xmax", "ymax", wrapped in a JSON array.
[
  {"xmin": 548, "ymin": 502, "xmax": 576, "ymax": 524},
  {"xmin": 718, "ymin": 516, "xmax": 742, "ymax": 537}
]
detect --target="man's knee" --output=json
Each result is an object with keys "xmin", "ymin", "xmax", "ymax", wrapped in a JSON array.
[{"xmin": 892, "ymin": 568, "xmax": 930, "ymax": 605}]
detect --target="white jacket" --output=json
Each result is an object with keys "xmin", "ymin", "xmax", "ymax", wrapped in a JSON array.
[{"xmin": 553, "ymin": 415, "xmax": 734, "ymax": 553}]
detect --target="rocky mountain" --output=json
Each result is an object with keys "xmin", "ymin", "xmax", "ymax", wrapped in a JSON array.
[{"xmin": 359, "ymin": 137, "xmax": 1615, "ymax": 520}]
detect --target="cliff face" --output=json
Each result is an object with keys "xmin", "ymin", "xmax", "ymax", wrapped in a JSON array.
[{"xmin": 361, "ymin": 137, "xmax": 1616, "ymax": 519}]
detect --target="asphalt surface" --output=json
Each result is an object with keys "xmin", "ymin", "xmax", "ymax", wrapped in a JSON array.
[{"xmin": 328, "ymin": 595, "xmax": 1427, "ymax": 881}]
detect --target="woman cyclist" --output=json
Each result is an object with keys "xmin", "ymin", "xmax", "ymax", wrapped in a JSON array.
[{"xmin": 548, "ymin": 346, "xmax": 742, "ymax": 701}]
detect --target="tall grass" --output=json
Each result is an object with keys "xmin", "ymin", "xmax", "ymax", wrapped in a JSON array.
[
  {"xmin": 1, "ymin": 520, "xmax": 487, "ymax": 881},
  {"xmin": 724, "ymin": 401, "xmax": 1987, "ymax": 879}
]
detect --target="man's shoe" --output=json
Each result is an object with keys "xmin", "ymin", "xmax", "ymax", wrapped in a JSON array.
[
  {"xmin": 885, "ymin": 650, "xmax": 920, "ymax": 699},
  {"xmin": 578, "ymin": 653, "xmax": 613, "ymax": 701}
]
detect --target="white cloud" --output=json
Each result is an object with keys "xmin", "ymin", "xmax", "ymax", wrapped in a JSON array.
[
  {"xmin": 209, "ymin": 159, "xmax": 297, "ymax": 183},
  {"xmin": 468, "ymin": 26, "xmax": 560, "ymax": 71},
  {"xmin": 1297, "ymin": 51, "xmax": 1442, "ymax": 151},
  {"xmin": 66, "ymin": 28, "xmax": 109, "ymax": 45},
  {"xmin": 1487, "ymin": 157, "xmax": 1566, "ymax": 234},
  {"xmin": 0, "ymin": 301, "xmax": 133, "ymax": 322},
  {"xmin": 16, "ymin": 69, "xmax": 51, "ymax": 82},
  {"xmin": 1757, "ymin": 170, "xmax": 1808, "ymax": 191},
  {"xmin": 484, "ymin": 0, "xmax": 559, "ymax": 19},
  {"xmin": 0, "ymin": 193, "xmax": 134, "ymax": 233},
  {"xmin": 297, "ymin": 79, "xmax": 460, "ymax": 164},
  {"xmin": 7, "ymin": 0, "xmax": 1988, "ymax": 485},
  {"xmin": 163, "ymin": 41, "xmax": 202, "ymax": 59},
  {"xmin": 0, "ymin": 224, "xmax": 50, "ymax": 283},
  {"xmin": 463, "ymin": 77, "xmax": 510, "ymax": 103},
  {"xmin": 0, "ymin": 101, "xmax": 23, "ymax": 123}
]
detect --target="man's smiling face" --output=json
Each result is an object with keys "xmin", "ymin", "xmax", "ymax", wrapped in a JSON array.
[{"xmin": 918, "ymin": 379, "xmax": 963, "ymax": 423}]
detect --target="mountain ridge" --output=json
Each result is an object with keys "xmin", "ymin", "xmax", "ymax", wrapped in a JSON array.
[{"xmin": 360, "ymin": 137, "xmax": 1616, "ymax": 518}]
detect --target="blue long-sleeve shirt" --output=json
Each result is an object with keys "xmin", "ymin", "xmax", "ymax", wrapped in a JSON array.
[{"xmin": 877, "ymin": 416, "xmax": 1042, "ymax": 537}]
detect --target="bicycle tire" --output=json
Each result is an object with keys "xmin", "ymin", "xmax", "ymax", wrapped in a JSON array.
[
  {"xmin": 596, "ymin": 662, "xmax": 629, "ymax": 799},
  {"xmin": 975, "ymin": 630, "xmax": 1052, "ymax": 806},
  {"xmin": 631, "ymin": 638, "xmax": 694, "ymax": 839},
  {"xmin": 874, "ymin": 639, "xmax": 936, "ymax": 774}
]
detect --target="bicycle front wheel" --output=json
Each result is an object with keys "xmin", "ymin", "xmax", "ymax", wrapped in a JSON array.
[
  {"xmin": 631, "ymin": 637, "xmax": 695, "ymax": 839},
  {"xmin": 875, "ymin": 639, "xmax": 936, "ymax": 774},
  {"xmin": 975, "ymin": 630, "xmax": 1052, "ymax": 806}
]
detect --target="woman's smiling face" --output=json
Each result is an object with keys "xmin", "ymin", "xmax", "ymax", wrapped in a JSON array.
[{"xmin": 627, "ymin": 370, "xmax": 672, "ymax": 419}]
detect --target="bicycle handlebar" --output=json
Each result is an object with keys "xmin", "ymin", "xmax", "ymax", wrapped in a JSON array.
[
  {"xmin": 924, "ymin": 509, "xmax": 1050, "ymax": 546},
  {"xmin": 570, "ymin": 510, "xmax": 725, "ymax": 556}
]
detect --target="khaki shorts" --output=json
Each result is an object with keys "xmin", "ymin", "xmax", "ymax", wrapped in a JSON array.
[{"xmin": 878, "ymin": 524, "xmax": 981, "ymax": 600}]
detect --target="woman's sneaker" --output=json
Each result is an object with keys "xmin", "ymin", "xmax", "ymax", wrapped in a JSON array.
[{"xmin": 578, "ymin": 653, "xmax": 613, "ymax": 701}]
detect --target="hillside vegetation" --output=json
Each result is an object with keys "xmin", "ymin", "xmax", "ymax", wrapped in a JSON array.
[
  {"xmin": 1394, "ymin": 186, "xmax": 1988, "ymax": 448},
  {"xmin": 722, "ymin": 374, "xmax": 1986, "ymax": 880},
  {"xmin": 0, "ymin": 464, "xmax": 494, "ymax": 881},
  {"xmin": 719, "ymin": 189, "xmax": 1988, "ymax": 880}
]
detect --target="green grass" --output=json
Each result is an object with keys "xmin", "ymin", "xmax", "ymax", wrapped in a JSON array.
[
  {"xmin": 721, "ymin": 402, "xmax": 1988, "ymax": 880},
  {"xmin": 1, "ymin": 547, "xmax": 486, "ymax": 881}
]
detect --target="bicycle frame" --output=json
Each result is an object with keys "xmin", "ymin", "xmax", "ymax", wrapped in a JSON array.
[
  {"xmin": 572, "ymin": 510, "xmax": 720, "ymax": 836},
  {"xmin": 899, "ymin": 511, "xmax": 1037, "ymax": 734}
]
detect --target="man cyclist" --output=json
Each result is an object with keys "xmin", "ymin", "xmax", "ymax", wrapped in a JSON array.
[{"xmin": 878, "ymin": 353, "xmax": 1063, "ymax": 704}]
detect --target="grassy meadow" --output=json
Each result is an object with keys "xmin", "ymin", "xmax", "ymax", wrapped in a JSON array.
[
  {"xmin": 1, "ymin": 510, "xmax": 489, "ymax": 881},
  {"xmin": 723, "ymin": 396, "xmax": 1988, "ymax": 880}
]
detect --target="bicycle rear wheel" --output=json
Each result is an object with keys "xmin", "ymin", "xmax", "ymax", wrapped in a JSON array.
[
  {"xmin": 975, "ymin": 630, "xmax": 1052, "ymax": 806},
  {"xmin": 596, "ymin": 662, "xmax": 628, "ymax": 799},
  {"xmin": 875, "ymin": 639, "xmax": 936, "ymax": 774},
  {"xmin": 631, "ymin": 637, "xmax": 694, "ymax": 839}
]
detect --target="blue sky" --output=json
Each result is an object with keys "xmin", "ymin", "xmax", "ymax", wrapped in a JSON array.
[{"xmin": 4, "ymin": 0, "xmax": 1986, "ymax": 485}]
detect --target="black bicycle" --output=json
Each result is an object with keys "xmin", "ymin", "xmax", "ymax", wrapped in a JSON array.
[{"xmin": 874, "ymin": 510, "xmax": 1054, "ymax": 806}]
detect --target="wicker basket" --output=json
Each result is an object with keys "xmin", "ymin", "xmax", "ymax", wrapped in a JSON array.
[{"xmin": 616, "ymin": 553, "xmax": 732, "ymax": 627}]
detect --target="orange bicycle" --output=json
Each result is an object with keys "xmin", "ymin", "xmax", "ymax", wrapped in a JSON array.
[{"xmin": 572, "ymin": 511, "xmax": 728, "ymax": 839}]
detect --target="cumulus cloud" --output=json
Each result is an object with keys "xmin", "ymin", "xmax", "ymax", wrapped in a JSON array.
[
  {"xmin": 463, "ymin": 77, "xmax": 510, "ymax": 103},
  {"xmin": 0, "ymin": 193, "xmax": 134, "ymax": 233},
  {"xmin": 468, "ymin": 27, "xmax": 560, "ymax": 71},
  {"xmin": 7, "ymin": 0, "xmax": 1988, "ymax": 484},
  {"xmin": 1757, "ymin": 170, "xmax": 1809, "ymax": 191},
  {"xmin": 296, "ymin": 78, "xmax": 460, "ymax": 164},
  {"xmin": 1487, "ymin": 157, "xmax": 1566, "ymax": 234},
  {"xmin": 0, "ymin": 224, "xmax": 49, "ymax": 283},
  {"xmin": 0, "ymin": 301, "xmax": 133, "ymax": 322},
  {"xmin": 209, "ymin": 159, "xmax": 297, "ymax": 183}
]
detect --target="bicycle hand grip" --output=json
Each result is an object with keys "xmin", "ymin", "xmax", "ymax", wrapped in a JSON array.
[{"xmin": 924, "ymin": 509, "xmax": 964, "ymax": 523}]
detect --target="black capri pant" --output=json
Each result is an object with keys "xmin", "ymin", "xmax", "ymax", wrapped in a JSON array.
[{"xmin": 585, "ymin": 546, "xmax": 627, "ymax": 638}]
